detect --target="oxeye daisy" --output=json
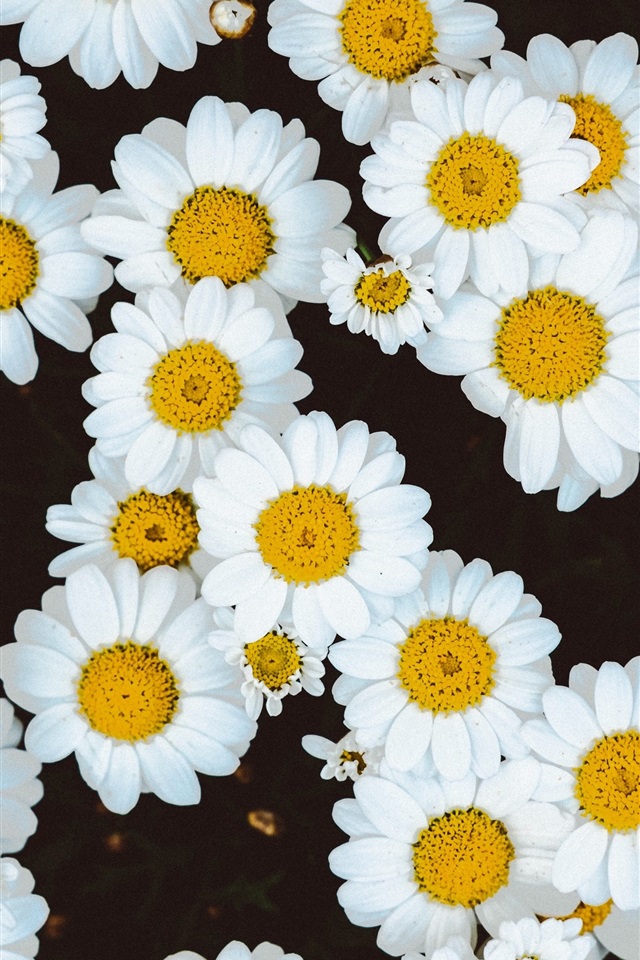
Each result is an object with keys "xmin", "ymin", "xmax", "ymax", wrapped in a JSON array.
[
  {"xmin": 482, "ymin": 917, "xmax": 595, "ymax": 960},
  {"xmin": 547, "ymin": 900, "xmax": 640, "ymax": 960},
  {"xmin": 81, "ymin": 96, "xmax": 353, "ymax": 309},
  {"xmin": 418, "ymin": 209, "xmax": 640, "ymax": 502},
  {"xmin": 320, "ymin": 247, "xmax": 442, "ymax": 355},
  {"xmin": 328, "ymin": 759, "xmax": 575, "ymax": 957},
  {"xmin": 0, "ymin": 560, "xmax": 256, "ymax": 815},
  {"xmin": 402, "ymin": 935, "xmax": 476, "ymax": 960},
  {"xmin": 522, "ymin": 659, "xmax": 640, "ymax": 911},
  {"xmin": 0, "ymin": 700, "xmax": 43, "ymax": 855},
  {"xmin": 267, "ymin": 0, "xmax": 504, "ymax": 146},
  {"xmin": 361, "ymin": 72, "xmax": 600, "ymax": 301},
  {"xmin": 0, "ymin": 858, "xmax": 49, "ymax": 960},
  {"xmin": 165, "ymin": 942, "xmax": 303, "ymax": 960},
  {"xmin": 302, "ymin": 728, "xmax": 383, "ymax": 782},
  {"xmin": 194, "ymin": 411, "xmax": 433, "ymax": 649},
  {"xmin": 82, "ymin": 278, "xmax": 312, "ymax": 497},
  {"xmin": 0, "ymin": 60, "xmax": 49, "ymax": 195},
  {"xmin": 329, "ymin": 550, "xmax": 559, "ymax": 779},
  {"xmin": 0, "ymin": 151, "xmax": 113, "ymax": 385}
]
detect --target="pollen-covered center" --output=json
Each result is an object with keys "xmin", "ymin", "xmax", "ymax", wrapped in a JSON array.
[
  {"xmin": 339, "ymin": 0, "xmax": 438, "ymax": 82},
  {"xmin": 244, "ymin": 632, "xmax": 302, "ymax": 690},
  {"xmin": 355, "ymin": 267, "xmax": 412, "ymax": 313},
  {"xmin": 167, "ymin": 186, "xmax": 275, "ymax": 287},
  {"xmin": 427, "ymin": 134, "xmax": 521, "ymax": 230},
  {"xmin": 0, "ymin": 218, "xmax": 39, "ymax": 310},
  {"xmin": 398, "ymin": 617, "xmax": 496, "ymax": 713},
  {"xmin": 77, "ymin": 641, "xmax": 179, "ymax": 742},
  {"xmin": 558, "ymin": 899, "xmax": 613, "ymax": 933},
  {"xmin": 111, "ymin": 489, "xmax": 199, "ymax": 572},
  {"xmin": 148, "ymin": 340, "xmax": 242, "ymax": 432},
  {"xmin": 340, "ymin": 749, "xmax": 367, "ymax": 775},
  {"xmin": 413, "ymin": 807, "xmax": 515, "ymax": 907},
  {"xmin": 575, "ymin": 730, "xmax": 640, "ymax": 832},
  {"xmin": 560, "ymin": 94, "xmax": 628, "ymax": 195},
  {"xmin": 254, "ymin": 484, "xmax": 360, "ymax": 585},
  {"xmin": 494, "ymin": 285, "xmax": 609, "ymax": 402}
]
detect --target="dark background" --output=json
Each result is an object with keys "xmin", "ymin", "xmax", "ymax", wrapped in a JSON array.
[{"xmin": 2, "ymin": 1, "xmax": 638, "ymax": 957}]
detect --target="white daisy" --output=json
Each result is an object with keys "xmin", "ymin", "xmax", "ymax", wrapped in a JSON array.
[
  {"xmin": 0, "ymin": 858, "xmax": 49, "ymax": 960},
  {"xmin": 82, "ymin": 277, "xmax": 312, "ymax": 497},
  {"xmin": 522, "ymin": 659, "xmax": 640, "ymax": 912},
  {"xmin": 0, "ymin": 700, "xmax": 42, "ymax": 856},
  {"xmin": 0, "ymin": 151, "xmax": 113, "ymax": 385},
  {"xmin": 361, "ymin": 72, "xmax": 600, "ymax": 301},
  {"xmin": 0, "ymin": 60, "xmax": 49, "ymax": 195},
  {"xmin": 483, "ymin": 917, "xmax": 594, "ymax": 960},
  {"xmin": 555, "ymin": 451, "xmax": 640, "ymax": 513},
  {"xmin": 544, "ymin": 899, "xmax": 639, "ymax": 960},
  {"xmin": 0, "ymin": 560, "xmax": 256, "ymax": 815},
  {"xmin": 267, "ymin": 0, "xmax": 504, "ymax": 146},
  {"xmin": 302, "ymin": 728, "xmax": 383, "ymax": 781},
  {"xmin": 491, "ymin": 33, "xmax": 640, "ymax": 214},
  {"xmin": 165, "ymin": 942, "xmax": 303, "ymax": 960},
  {"xmin": 402, "ymin": 935, "xmax": 476, "ymax": 960},
  {"xmin": 321, "ymin": 247, "xmax": 442, "ymax": 355},
  {"xmin": 328, "ymin": 759, "xmax": 575, "ymax": 957},
  {"xmin": 329, "ymin": 549, "xmax": 559, "ymax": 779},
  {"xmin": 194, "ymin": 411, "xmax": 433, "ymax": 649},
  {"xmin": 81, "ymin": 97, "xmax": 354, "ymax": 308},
  {"xmin": 417, "ymin": 209, "xmax": 640, "ymax": 502}
]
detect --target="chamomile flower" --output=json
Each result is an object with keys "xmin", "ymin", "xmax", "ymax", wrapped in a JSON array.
[
  {"xmin": 267, "ymin": 0, "xmax": 504, "ymax": 146},
  {"xmin": 0, "ymin": 858, "xmax": 49, "ymax": 960},
  {"xmin": 81, "ymin": 96, "xmax": 353, "ymax": 308},
  {"xmin": 0, "ymin": 151, "xmax": 113, "ymax": 385},
  {"xmin": 0, "ymin": 560, "xmax": 256, "ymax": 815},
  {"xmin": 361, "ymin": 72, "xmax": 600, "ymax": 301},
  {"xmin": 195, "ymin": 411, "xmax": 433, "ymax": 649},
  {"xmin": 330, "ymin": 550, "xmax": 559, "ymax": 779},
  {"xmin": 551, "ymin": 901, "xmax": 640, "ymax": 960},
  {"xmin": 402, "ymin": 936, "xmax": 476, "ymax": 960},
  {"xmin": 418, "ymin": 210, "xmax": 640, "ymax": 501},
  {"xmin": 0, "ymin": 60, "xmax": 49, "ymax": 195},
  {"xmin": 522, "ymin": 659, "xmax": 640, "ymax": 911},
  {"xmin": 302, "ymin": 728, "xmax": 383, "ymax": 781},
  {"xmin": 82, "ymin": 278, "xmax": 312, "ymax": 497},
  {"xmin": 320, "ymin": 248, "xmax": 442, "ymax": 355},
  {"xmin": 329, "ymin": 759, "xmax": 575, "ymax": 957},
  {"xmin": 166, "ymin": 943, "xmax": 303, "ymax": 960},
  {"xmin": 482, "ymin": 917, "xmax": 594, "ymax": 960},
  {"xmin": 0, "ymin": 700, "xmax": 43, "ymax": 855}
]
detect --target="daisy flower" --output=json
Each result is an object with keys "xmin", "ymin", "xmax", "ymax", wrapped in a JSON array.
[
  {"xmin": 82, "ymin": 278, "xmax": 312, "ymax": 496},
  {"xmin": 550, "ymin": 900, "xmax": 639, "ymax": 960},
  {"xmin": 0, "ymin": 151, "xmax": 113, "ymax": 385},
  {"xmin": 482, "ymin": 917, "xmax": 594, "ymax": 960},
  {"xmin": 81, "ymin": 96, "xmax": 353, "ymax": 308},
  {"xmin": 329, "ymin": 550, "xmax": 559, "ymax": 779},
  {"xmin": 418, "ymin": 209, "xmax": 640, "ymax": 501},
  {"xmin": 0, "ymin": 700, "xmax": 43, "ymax": 855},
  {"xmin": 491, "ymin": 33, "xmax": 640, "ymax": 214},
  {"xmin": 0, "ymin": 560, "xmax": 256, "ymax": 815},
  {"xmin": 402, "ymin": 935, "xmax": 476, "ymax": 960},
  {"xmin": 361, "ymin": 72, "xmax": 600, "ymax": 301},
  {"xmin": 0, "ymin": 60, "xmax": 49, "ymax": 195},
  {"xmin": 267, "ymin": 0, "xmax": 504, "ymax": 146},
  {"xmin": 302, "ymin": 728, "xmax": 383, "ymax": 781},
  {"xmin": 522, "ymin": 659, "xmax": 640, "ymax": 912},
  {"xmin": 320, "ymin": 247, "xmax": 442, "ymax": 355},
  {"xmin": 165, "ymin": 943, "xmax": 303, "ymax": 960},
  {"xmin": 0, "ymin": 858, "xmax": 49, "ymax": 960},
  {"xmin": 328, "ymin": 759, "xmax": 575, "ymax": 957},
  {"xmin": 555, "ymin": 451, "xmax": 640, "ymax": 513},
  {"xmin": 209, "ymin": 607, "xmax": 325, "ymax": 719},
  {"xmin": 194, "ymin": 411, "xmax": 433, "ymax": 649}
]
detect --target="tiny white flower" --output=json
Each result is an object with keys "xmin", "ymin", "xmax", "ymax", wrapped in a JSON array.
[
  {"xmin": 0, "ymin": 60, "xmax": 49, "ymax": 195},
  {"xmin": 0, "ymin": 700, "xmax": 43, "ymax": 855},
  {"xmin": 0, "ymin": 858, "xmax": 49, "ymax": 960},
  {"xmin": 302, "ymin": 729, "xmax": 383, "ymax": 781}
]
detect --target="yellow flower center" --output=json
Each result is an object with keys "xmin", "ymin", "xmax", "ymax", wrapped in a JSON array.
[
  {"xmin": 340, "ymin": 749, "xmax": 367, "ymax": 774},
  {"xmin": 147, "ymin": 340, "xmax": 242, "ymax": 433},
  {"xmin": 427, "ymin": 134, "xmax": 521, "ymax": 230},
  {"xmin": 575, "ymin": 730, "xmax": 640, "ymax": 832},
  {"xmin": 77, "ymin": 641, "xmax": 179, "ymax": 742},
  {"xmin": 494, "ymin": 285, "xmax": 609, "ymax": 403},
  {"xmin": 110, "ymin": 489, "xmax": 199, "ymax": 573},
  {"xmin": 0, "ymin": 218, "xmax": 39, "ymax": 310},
  {"xmin": 339, "ymin": 0, "xmax": 438, "ymax": 82},
  {"xmin": 355, "ymin": 267, "xmax": 412, "ymax": 313},
  {"xmin": 560, "ymin": 94, "xmax": 628, "ymax": 195},
  {"xmin": 167, "ymin": 185, "xmax": 275, "ymax": 287},
  {"xmin": 557, "ymin": 899, "xmax": 613, "ymax": 933},
  {"xmin": 254, "ymin": 484, "xmax": 360, "ymax": 585},
  {"xmin": 413, "ymin": 807, "xmax": 515, "ymax": 907},
  {"xmin": 398, "ymin": 617, "xmax": 496, "ymax": 713},
  {"xmin": 244, "ymin": 632, "xmax": 302, "ymax": 690}
]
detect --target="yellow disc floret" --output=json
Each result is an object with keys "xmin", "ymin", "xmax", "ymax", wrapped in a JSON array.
[
  {"xmin": 494, "ymin": 285, "xmax": 609, "ymax": 403},
  {"xmin": 111, "ymin": 489, "xmax": 199, "ymax": 572},
  {"xmin": 254, "ymin": 484, "xmax": 360, "ymax": 585},
  {"xmin": 557, "ymin": 899, "xmax": 613, "ymax": 933},
  {"xmin": 355, "ymin": 267, "xmax": 412, "ymax": 313},
  {"xmin": 340, "ymin": 749, "xmax": 367, "ymax": 775},
  {"xmin": 398, "ymin": 617, "xmax": 496, "ymax": 713},
  {"xmin": 560, "ymin": 94, "xmax": 628, "ymax": 195},
  {"xmin": 77, "ymin": 641, "xmax": 179, "ymax": 742},
  {"xmin": 244, "ymin": 632, "xmax": 302, "ymax": 690},
  {"xmin": 413, "ymin": 807, "xmax": 515, "ymax": 907},
  {"xmin": 148, "ymin": 340, "xmax": 242, "ymax": 433},
  {"xmin": 167, "ymin": 185, "xmax": 275, "ymax": 287},
  {"xmin": 0, "ymin": 218, "xmax": 39, "ymax": 310},
  {"xmin": 427, "ymin": 134, "xmax": 521, "ymax": 230},
  {"xmin": 575, "ymin": 730, "xmax": 640, "ymax": 832},
  {"xmin": 339, "ymin": 0, "xmax": 437, "ymax": 82}
]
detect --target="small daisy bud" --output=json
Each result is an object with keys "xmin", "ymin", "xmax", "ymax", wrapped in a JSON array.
[{"xmin": 209, "ymin": 0, "xmax": 256, "ymax": 39}]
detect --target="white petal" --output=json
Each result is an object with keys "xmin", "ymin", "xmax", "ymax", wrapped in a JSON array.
[
  {"xmin": 552, "ymin": 820, "xmax": 609, "ymax": 892},
  {"xmin": 594, "ymin": 661, "xmax": 633, "ymax": 735},
  {"xmin": 354, "ymin": 776, "xmax": 426, "ymax": 843},
  {"xmin": 66, "ymin": 565, "xmax": 119, "ymax": 647},
  {"xmin": 432, "ymin": 711, "xmax": 471, "ymax": 781},
  {"xmin": 317, "ymin": 576, "xmax": 370, "ymax": 640}
]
